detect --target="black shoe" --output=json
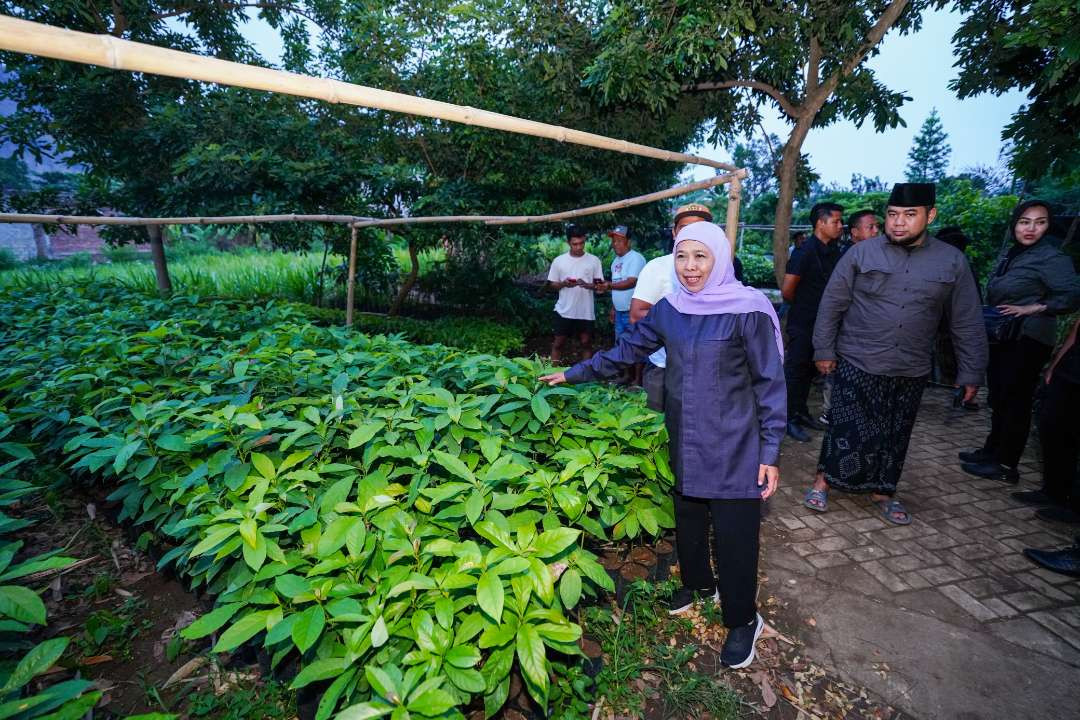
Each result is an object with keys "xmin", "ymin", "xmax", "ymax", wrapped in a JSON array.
[
  {"xmin": 795, "ymin": 412, "xmax": 826, "ymax": 431},
  {"xmin": 1011, "ymin": 490, "xmax": 1060, "ymax": 508},
  {"xmin": 958, "ymin": 447, "xmax": 993, "ymax": 464},
  {"xmin": 1023, "ymin": 545, "xmax": 1080, "ymax": 578},
  {"xmin": 668, "ymin": 587, "xmax": 719, "ymax": 616},
  {"xmin": 1035, "ymin": 506, "xmax": 1080, "ymax": 526},
  {"xmin": 961, "ymin": 460, "xmax": 1019, "ymax": 484},
  {"xmin": 817, "ymin": 412, "xmax": 830, "ymax": 426},
  {"xmin": 786, "ymin": 422, "xmax": 810, "ymax": 443},
  {"xmin": 721, "ymin": 613, "xmax": 764, "ymax": 669}
]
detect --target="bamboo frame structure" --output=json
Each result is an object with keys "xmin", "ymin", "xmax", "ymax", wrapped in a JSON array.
[
  {"xmin": 0, "ymin": 14, "xmax": 751, "ymax": 326},
  {"xmin": 349, "ymin": 171, "xmax": 746, "ymax": 229},
  {"xmin": 0, "ymin": 213, "xmax": 373, "ymax": 225},
  {"xmin": 0, "ymin": 15, "xmax": 735, "ymax": 174}
]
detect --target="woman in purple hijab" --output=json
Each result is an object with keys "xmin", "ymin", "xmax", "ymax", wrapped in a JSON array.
[{"xmin": 540, "ymin": 221, "xmax": 786, "ymax": 669}]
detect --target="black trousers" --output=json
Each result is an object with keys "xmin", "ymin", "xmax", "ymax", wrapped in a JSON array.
[
  {"xmin": 784, "ymin": 325, "xmax": 815, "ymax": 419},
  {"xmin": 1039, "ymin": 372, "xmax": 1080, "ymax": 511},
  {"xmin": 674, "ymin": 494, "xmax": 759, "ymax": 628},
  {"xmin": 983, "ymin": 336, "xmax": 1053, "ymax": 468}
]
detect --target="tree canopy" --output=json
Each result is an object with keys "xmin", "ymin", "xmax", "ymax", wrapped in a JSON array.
[{"xmin": 949, "ymin": 0, "xmax": 1080, "ymax": 182}]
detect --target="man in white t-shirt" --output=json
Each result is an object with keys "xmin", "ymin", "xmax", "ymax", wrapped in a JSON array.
[
  {"xmin": 547, "ymin": 224, "xmax": 604, "ymax": 363},
  {"xmin": 629, "ymin": 203, "xmax": 713, "ymax": 410}
]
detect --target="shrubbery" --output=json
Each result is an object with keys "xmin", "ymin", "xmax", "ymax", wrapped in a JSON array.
[{"xmin": 0, "ymin": 283, "xmax": 674, "ymax": 719}]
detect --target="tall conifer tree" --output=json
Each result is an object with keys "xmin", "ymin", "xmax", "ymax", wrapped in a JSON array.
[{"xmin": 905, "ymin": 108, "xmax": 951, "ymax": 182}]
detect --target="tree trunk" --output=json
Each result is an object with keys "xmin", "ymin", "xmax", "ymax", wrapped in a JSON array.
[
  {"xmin": 147, "ymin": 225, "xmax": 172, "ymax": 295},
  {"xmin": 31, "ymin": 224, "xmax": 51, "ymax": 261},
  {"xmin": 389, "ymin": 234, "xmax": 419, "ymax": 317},
  {"xmin": 770, "ymin": 114, "xmax": 815, "ymax": 287}
]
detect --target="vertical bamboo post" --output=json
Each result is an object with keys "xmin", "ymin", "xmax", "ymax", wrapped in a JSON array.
[
  {"xmin": 725, "ymin": 176, "xmax": 742, "ymax": 257},
  {"xmin": 147, "ymin": 225, "xmax": 173, "ymax": 295},
  {"xmin": 345, "ymin": 225, "xmax": 358, "ymax": 327}
]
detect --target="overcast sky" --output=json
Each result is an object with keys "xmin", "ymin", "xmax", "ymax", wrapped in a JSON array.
[{"xmin": 239, "ymin": 6, "xmax": 1024, "ymax": 188}]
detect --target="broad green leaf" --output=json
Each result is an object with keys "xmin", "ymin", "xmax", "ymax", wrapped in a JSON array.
[
  {"xmin": 275, "ymin": 574, "xmax": 312, "ymax": 600},
  {"xmin": 558, "ymin": 568, "xmax": 582, "ymax": 609},
  {"xmin": 291, "ymin": 605, "xmax": 326, "ymax": 653},
  {"xmin": 1, "ymin": 637, "xmax": 68, "ymax": 693},
  {"xmin": 348, "ymin": 423, "xmax": 381, "ymax": 449},
  {"xmin": 531, "ymin": 527, "xmax": 580, "ymax": 558},
  {"xmin": 290, "ymin": 656, "xmax": 346, "ymax": 689},
  {"xmin": 251, "ymin": 452, "xmax": 275, "ymax": 480},
  {"xmin": 317, "ymin": 516, "xmax": 356, "ymax": 558},
  {"xmin": 432, "ymin": 450, "xmax": 473, "ymax": 482},
  {"xmin": 371, "ymin": 615, "xmax": 389, "ymax": 648},
  {"xmin": 336, "ymin": 702, "xmax": 392, "ymax": 720},
  {"xmin": 213, "ymin": 610, "xmax": 270, "ymax": 653},
  {"xmin": 444, "ymin": 665, "xmax": 485, "ymax": 694},
  {"xmin": 408, "ymin": 688, "xmax": 456, "ymax": 717},
  {"xmin": 180, "ymin": 603, "xmax": 244, "ymax": 640},
  {"xmin": 530, "ymin": 395, "xmax": 551, "ymax": 423},
  {"xmin": 476, "ymin": 571, "xmax": 503, "ymax": 623},
  {"xmin": 515, "ymin": 624, "xmax": 548, "ymax": 698},
  {"xmin": 0, "ymin": 584, "xmax": 46, "ymax": 625}
]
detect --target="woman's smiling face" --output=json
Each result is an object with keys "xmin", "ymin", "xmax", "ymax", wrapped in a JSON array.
[{"xmin": 674, "ymin": 239, "xmax": 715, "ymax": 293}]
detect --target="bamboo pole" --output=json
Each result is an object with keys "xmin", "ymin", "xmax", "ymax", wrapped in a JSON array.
[
  {"xmin": 345, "ymin": 225, "xmax": 358, "ymax": 327},
  {"xmin": 0, "ymin": 213, "xmax": 372, "ymax": 225},
  {"xmin": 0, "ymin": 15, "xmax": 736, "ymax": 174},
  {"xmin": 725, "ymin": 176, "xmax": 742, "ymax": 255},
  {"xmin": 352, "ymin": 170, "xmax": 747, "ymax": 229}
]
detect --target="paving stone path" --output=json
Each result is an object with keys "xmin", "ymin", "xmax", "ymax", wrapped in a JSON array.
[{"xmin": 761, "ymin": 385, "xmax": 1079, "ymax": 719}]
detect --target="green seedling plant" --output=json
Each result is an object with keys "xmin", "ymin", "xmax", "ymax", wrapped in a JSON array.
[{"xmin": 0, "ymin": 283, "xmax": 677, "ymax": 718}]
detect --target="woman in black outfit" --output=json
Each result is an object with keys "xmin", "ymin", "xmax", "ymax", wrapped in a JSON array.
[{"xmin": 960, "ymin": 200, "xmax": 1080, "ymax": 483}]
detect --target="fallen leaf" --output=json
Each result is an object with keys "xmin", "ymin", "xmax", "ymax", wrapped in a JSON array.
[
  {"xmin": 86, "ymin": 503, "xmax": 97, "ymax": 520},
  {"xmin": 79, "ymin": 655, "xmax": 113, "ymax": 667},
  {"xmin": 163, "ymin": 656, "xmax": 209, "ymax": 688},
  {"xmin": 759, "ymin": 676, "xmax": 778, "ymax": 708}
]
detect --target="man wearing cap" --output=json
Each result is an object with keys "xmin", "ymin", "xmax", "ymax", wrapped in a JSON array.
[
  {"xmin": 630, "ymin": 203, "xmax": 729, "ymax": 410},
  {"xmin": 803, "ymin": 183, "xmax": 987, "ymax": 525},
  {"xmin": 603, "ymin": 225, "xmax": 647, "ymax": 340},
  {"xmin": 547, "ymin": 224, "xmax": 604, "ymax": 363}
]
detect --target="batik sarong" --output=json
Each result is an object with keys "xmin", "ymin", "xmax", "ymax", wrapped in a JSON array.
[{"xmin": 817, "ymin": 357, "xmax": 927, "ymax": 496}]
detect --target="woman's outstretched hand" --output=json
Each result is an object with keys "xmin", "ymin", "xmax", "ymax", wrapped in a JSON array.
[
  {"xmin": 539, "ymin": 371, "xmax": 567, "ymax": 386},
  {"xmin": 758, "ymin": 464, "xmax": 779, "ymax": 499}
]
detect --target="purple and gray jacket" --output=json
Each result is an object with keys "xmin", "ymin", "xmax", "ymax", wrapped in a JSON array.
[{"xmin": 563, "ymin": 299, "xmax": 786, "ymax": 499}]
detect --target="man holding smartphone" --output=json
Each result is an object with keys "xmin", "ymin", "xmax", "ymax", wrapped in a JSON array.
[{"xmin": 548, "ymin": 224, "xmax": 604, "ymax": 363}]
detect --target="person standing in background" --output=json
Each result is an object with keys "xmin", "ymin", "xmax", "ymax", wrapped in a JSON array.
[
  {"xmin": 959, "ymin": 200, "xmax": 1080, "ymax": 484},
  {"xmin": 630, "ymin": 203, "xmax": 721, "ymax": 410},
  {"xmin": 547, "ymin": 224, "xmax": 604, "ymax": 363},
  {"xmin": 781, "ymin": 202, "xmax": 844, "ymax": 442},
  {"xmin": 602, "ymin": 225, "xmax": 646, "ymax": 340},
  {"xmin": 847, "ymin": 210, "xmax": 880, "ymax": 245}
]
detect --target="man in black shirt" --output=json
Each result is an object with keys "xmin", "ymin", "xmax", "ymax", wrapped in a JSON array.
[{"xmin": 782, "ymin": 202, "xmax": 844, "ymax": 441}]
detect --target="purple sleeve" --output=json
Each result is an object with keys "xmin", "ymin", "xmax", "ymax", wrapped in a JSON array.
[
  {"xmin": 564, "ymin": 306, "xmax": 665, "ymax": 384},
  {"xmin": 742, "ymin": 312, "xmax": 787, "ymax": 466}
]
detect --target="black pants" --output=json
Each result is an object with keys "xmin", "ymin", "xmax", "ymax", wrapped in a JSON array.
[
  {"xmin": 1039, "ymin": 372, "xmax": 1080, "ymax": 511},
  {"xmin": 983, "ymin": 336, "xmax": 1053, "ymax": 468},
  {"xmin": 674, "ymin": 494, "xmax": 759, "ymax": 628},
  {"xmin": 784, "ymin": 325, "xmax": 815, "ymax": 419}
]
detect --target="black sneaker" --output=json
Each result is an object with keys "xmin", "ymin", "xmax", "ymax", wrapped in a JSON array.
[
  {"xmin": 667, "ymin": 587, "xmax": 719, "ymax": 616},
  {"xmin": 1024, "ymin": 544, "xmax": 1080, "ymax": 578},
  {"xmin": 795, "ymin": 412, "xmax": 826, "ymax": 431},
  {"xmin": 958, "ymin": 448, "xmax": 993, "ymax": 464},
  {"xmin": 961, "ymin": 460, "xmax": 1019, "ymax": 484},
  {"xmin": 721, "ymin": 613, "xmax": 764, "ymax": 669}
]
